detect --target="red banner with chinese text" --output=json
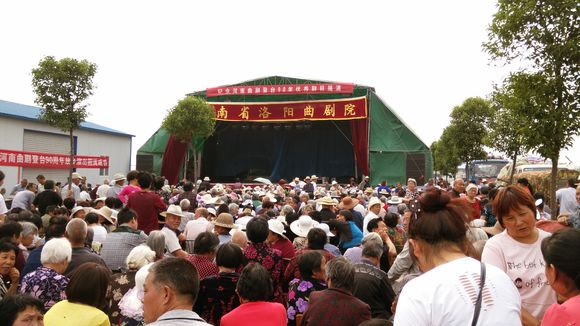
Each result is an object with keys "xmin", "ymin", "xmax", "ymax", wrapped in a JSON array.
[
  {"xmin": 206, "ymin": 83, "xmax": 354, "ymax": 97},
  {"xmin": 208, "ymin": 96, "xmax": 367, "ymax": 122},
  {"xmin": 0, "ymin": 149, "xmax": 109, "ymax": 169}
]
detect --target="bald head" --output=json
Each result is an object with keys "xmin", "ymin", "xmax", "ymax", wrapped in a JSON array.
[{"xmin": 66, "ymin": 218, "xmax": 88, "ymax": 246}]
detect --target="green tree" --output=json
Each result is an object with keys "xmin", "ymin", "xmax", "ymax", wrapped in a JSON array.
[
  {"xmin": 485, "ymin": 0, "xmax": 580, "ymax": 215},
  {"xmin": 488, "ymin": 83, "xmax": 532, "ymax": 184},
  {"xmin": 445, "ymin": 97, "xmax": 494, "ymax": 180},
  {"xmin": 162, "ymin": 96, "xmax": 216, "ymax": 181},
  {"xmin": 431, "ymin": 138, "xmax": 460, "ymax": 179},
  {"xmin": 31, "ymin": 56, "xmax": 97, "ymax": 190}
]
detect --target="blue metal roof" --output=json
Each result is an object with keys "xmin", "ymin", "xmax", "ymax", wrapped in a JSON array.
[{"xmin": 0, "ymin": 99, "xmax": 133, "ymax": 137}]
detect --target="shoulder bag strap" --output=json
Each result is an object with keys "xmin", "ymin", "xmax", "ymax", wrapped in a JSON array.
[{"xmin": 471, "ymin": 262, "xmax": 486, "ymax": 326}]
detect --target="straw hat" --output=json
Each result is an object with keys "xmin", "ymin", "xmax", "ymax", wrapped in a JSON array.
[
  {"xmin": 112, "ymin": 173, "xmax": 126, "ymax": 182},
  {"xmin": 268, "ymin": 219, "xmax": 286, "ymax": 237},
  {"xmin": 71, "ymin": 172, "xmax": 82, "ymax": 180},
  {"xmin": 70, "ymin": 206, "xmax": 86, "ymax": 218},
  {"xmin": 212, "ymin": 213, "xmax": 237, "ymax": 229},
  {"xmin": 387, "ymin": 196, "xmax": 403, "ymax": 205},
  {"xmin": 379, "ymin": 189, "xmax": 389, "ymax": 195},
  {"xmin": 367, "ymin": 197, "xmax": 382, "ymax": 209},
  {"xmin": 482, "ymin": 221, "xmax": 504, "ymax": 236},
  {"xmin": 315, "ymin": 222, "xmax": 335, "ymax": 237},
  {"xmin": 290, "ymin": 215, "xmax": 319, "ymax": 237},
  {"xmin": 235, "ymin": 216, "xmax": 252, "ymax": 230},
  {"xmin": 207, "ymin": 207, "xmax": 217, "ymax": 217},
  {"xmin": 160, "ymin": 205, "xmax": 184, "ymax": 218},
  {"xmin": 95, "ymin": 197, "xmax": 107, "ymax": 203},
  {"xmin": 203, "ymin": 176, "xmax": 210, "ymax": 182},
  {"xmin": 201, "ymin": 194, "xmax": 216, "ymax": 205},
  {"xmin": 93, "ymin": 206, "xmax": 115, "ymax": 224},
  {"xmin": 338, "ymin": 196, "xmax": 359, "ymax": 210},
  {"xmin": 316, "ymin": 196, "xmax": 335, "ymax": 206}
]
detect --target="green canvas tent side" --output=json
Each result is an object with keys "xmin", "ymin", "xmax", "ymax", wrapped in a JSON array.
[{"xmin": 137, "ymin": 76, "xmax": 432, "ymax": 185}]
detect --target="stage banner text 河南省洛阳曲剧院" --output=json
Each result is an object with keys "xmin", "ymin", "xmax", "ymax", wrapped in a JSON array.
[{"xmin": 208, "ymin": 96, "xmax": 367, "ymax": 122}]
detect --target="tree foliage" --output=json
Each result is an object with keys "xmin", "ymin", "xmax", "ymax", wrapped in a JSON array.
[
  {"xmin": 162, "ymin": 96, "xmax": 216, "ymax": 142},
  {"xmin": 431, "ymin": 138, "xmax": 460, "ymax": 178},
  {"xmin": 31, "ymin": 56, "xmax": 97, "ymax": 133},
  {"xmin": 484, "ymin": 0, "xmax": 579, "ymax": 214}
]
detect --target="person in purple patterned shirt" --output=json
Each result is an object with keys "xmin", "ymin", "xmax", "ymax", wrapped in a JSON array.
[
  {"xmin": 287, "ymin": 250, "xmax": 327, "ymax": 326},
  {"xmin": 20, "ymin": 238, "xmax": 71, "ymax": 310}
]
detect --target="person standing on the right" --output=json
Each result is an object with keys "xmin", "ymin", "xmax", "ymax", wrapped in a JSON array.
[{"xmin": 556, "ymin": 178, "xmax": 578, "ymax": 215}]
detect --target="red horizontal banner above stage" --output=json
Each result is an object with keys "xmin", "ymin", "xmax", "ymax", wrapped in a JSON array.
[
  {"xmin": 208, "ymin": 96, "xmax": 367, "ymax": 122},
  {"xmin": 0, "ymin": 149, "xmax": 109, "ymax": 169},
  {"xmin": 206, "ymin": 83, "xmax": 354, "ymax": 97}
]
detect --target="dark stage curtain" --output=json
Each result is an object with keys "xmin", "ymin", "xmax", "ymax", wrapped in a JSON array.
[
  {"xmin": 160, "ymin": 135, "xmax": 188, "ymax": 185},
  {"xmin": 350, "ymin": 118, "xmax": 369, "ymax": 176},
  {"xmin": 201, "ymin": 121, "xmax": 355, "ymax": 182}
]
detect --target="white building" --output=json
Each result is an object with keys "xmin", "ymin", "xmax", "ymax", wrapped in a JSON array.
[{"xmin": 0, "ymin": 99, "xmax": 133, "ymax": 190}]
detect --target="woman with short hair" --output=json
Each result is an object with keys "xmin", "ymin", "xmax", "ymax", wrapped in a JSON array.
[
  {"xmin": 0, "ymin": 240, "xmax": 19, "ymax": 300},
  {"xmin": 540, "ymin": 228, "xmax": 580, "ymax": 325},
  {"xmin": 195, "ymin": 243, "xmax": 243, "ymax": 325},
  {"xmin": 20, "ymin": 238, "xmax": 71, "ymax": 310},
  {"xmin": 287, "ymin": 250, "xmax": 327, "ymax": 326},
  {"xmin": 335, "ymin": 210, "xmax": 363, "ymax": 252},
  {"xmin": 146, "ymin": 230, "xmax": 165, "ymax": 261},
  {"xmin": 482, "ymin": 185, "xmax": 557, "ymax": 325},
  {"xmin": 44, "ymin": 262, "xmax": 112, "ymax": 326},
  {"xmin": 220, "ymin": 263, "xmax": 286, "ymax": 326},
  {"xmin": 394, "ymin": 189, "xmax": 521, "ymax": 325}
]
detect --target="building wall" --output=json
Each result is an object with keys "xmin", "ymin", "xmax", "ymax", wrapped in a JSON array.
[{"xmin": 0, "ymin": 116, "xmax": 131, "ymax": 189}]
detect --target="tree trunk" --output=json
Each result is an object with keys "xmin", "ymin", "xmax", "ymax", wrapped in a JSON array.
[
  {"xmin": 68, "ymin": 128, "xmax": 73, "ymax": 191},
  {"xmin": 465, "ymin": 161, "xmax": 470, "ymax": 181},
  {"xmin": 509, "ymin": 151, "xmax": 518, "ymax": 184},
  {"xmin": 549, "ymin": 156, "xmax": 559, "ymax": 218},
  {"xmin": 192, "ymin": 150, "xmax": 199, "ymax": 182},
  {"xmin": 196, "ymin": 151, "xmax": 202, "ymax": 183}
]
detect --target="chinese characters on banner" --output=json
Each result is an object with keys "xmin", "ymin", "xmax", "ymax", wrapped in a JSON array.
[
  {"xmin": 0, "ymin": 149, "xmax": 109, "ymax": 169},
  {"xmin": 209, "ymin": 96, "xmax": 367, "ymax": 122},
  {"xmin": 206, "ymin": 83, "xmax": 354, "ymax": 97}
]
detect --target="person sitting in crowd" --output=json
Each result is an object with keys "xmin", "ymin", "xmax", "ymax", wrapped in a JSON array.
[
  {"xmin": 465, "ymin": 183, "xmax": 482, "ymax": 220},
  {"xmin": 0, "ymin": 222, "xmax": 25, "ymax": 273},
  {"xmin": 101, "ymin": 207, "xmax": 148, "ymax": 272},
  {"xmin": 284, "ymin": 228, "xmax": 335, "ymax": 286},
  {"xmin": 363, "ymin": 197, "xmax": 382, "ymax": 235},
  {"xmin": 194, "ymin": 243, "xmax": 243, "ymax": 325},
  {"xmin": 482, "ymin": 185, "xmax": 557, "ymax": 325},
  {"xmin": 289, "ymin": 215, "xmax": 318, "ymax": 251},
  {"xmin": 142, "ymin": 258, "xmax": 211, "ymax": 325},
  {"xmin": 183, "ymin": 207, "xmax": 212, "ymax": 253},
  {"xmin": 21, "ymin": 216, "xmax": 68, "ymax": 279},
  {"xmin": 212, "ymin": 213, "xmax": 237, "ymax": 245},
  {"xmin": 384, "ymin": 212, "xmax": 406, "ymax": 254},
  {"xmin": 85, "ymin": 212, "xmax": 107, "ymax": 249},
  {"xmin": 540, "ymin": 228, "xmax": 580, "ymax": 325},
  {"xmin": 242, "ymin": 216, "xmax": 284, "ymax": 303},
  {"xmin": 107, "ymin": 173, "xmax": 126, "ymax": 199},
  {"xmin": 266, "ymin": 219, "xmax": 295, "ymax": 268},
  {"xmin": 146, "ymin": 230, "xmax": 166, "ymax": 261},
  {"xmin": 220, "ymin": 263, "xmax": 286, "ymax": 326},
  {"xmin": 353, "ymin": 239, "xmax": 395, "ymax": 319},
  {"xmin": 335, "ymin": 210, "xmax": 363, "ymax": 252},
  {"xmin": 20, "ymin": 238, "xmax": 71, "ymax": 311},
  {"xmin": 160, "ymin": 205, "xmax": 188, "ymax": 259},
  {"xmin": 365, "ymin": 218, "xmax": 397, "ymax": 271},
  {"xmin": 63, "ymin": 219, "xmax": 107, "ymax": 276},
  {"xmin": 301, "ymin": 257, "xmax": 371, "ymax": 325},
  {"xmin": 108, "ymin": 245, "xmax": 156, "ymax": 325},
  {"xmin": 0, "ymin": 240, "xmax": 19, "ymax": 300},
  {"xmin": 287, "ymin": 250, "xmax": 327, "ymax": 326},
  {"xmin": 45, "ymin": 262, "xmax": 112, "ymax": 326},
  {"xmin": 0, "ymin": 294, "xmax": 44, "ymax": 326},
  {"xmin": 187, "ymin": 231, "xmax": 219, "ymax": 280},
  {"xmin": 18, "ymin": 222, "xmax": 38, "ymax": 261},
  {"xmin": 395, "ymin": 189, "xmax": 521, "ymax": 325}
]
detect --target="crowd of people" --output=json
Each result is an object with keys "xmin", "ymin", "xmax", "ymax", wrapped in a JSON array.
[{"xmin": 0, "ymin": 169, "xmax": 579, "ymax": 326}]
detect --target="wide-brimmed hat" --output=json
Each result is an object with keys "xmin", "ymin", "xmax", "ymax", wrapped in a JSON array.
[
  {"xmin": 70, "ymin": 206, "xmax": 86, "ymax": 218},
  {"xmin": 407, "ymin": 178, "xmax": 417, "ymax": 185},
  {"xmin": 203, "ymin": 176, "xmax": 210, "ymax": 182},
  {"xmin": 379, "ymin": 189, "xmax": 389, "ymax": 195},
  {"xmin": 200, "ymin": 194, "xmax": 216, "ymax": 205},
  {"xmin": 235, "ymin": 216, "xmax": 252, "ymax": 230},
  {"xmin": 71, "ymin": 172, "xmax": 82, "ymax": 180},
  {"xmin": 213, "ymin": 213, "xmax": 237, "ymax": 229},
  {"xmin": 160, "ymin": 205, "xmax": 184, "ymax": 218},
  {"xmin": 367, "ymin": 197, "xmax": 382, "ymax": 209},
  {"xmin": 207, "ymin": 207, "xmax": 217, "ymax": 217},
  {"xmin": 93, "ymin": 206, "xmax": 115, "ymax": 224},
  {"xmin": 268, "ymin": 219, "xmax": 286, "ymax": 237},
  {"xmin": 112, "ymin": 173, "xmax": 126, "ymax": 182},
  {"xmin": 293, "ymin": 177, "xmax": 300, "ymax": 182},
  {"xmin": 95, "ymin": 197, "xmax": 107, "ymax": 203},
  {"xmin": 387, "ymin": 196, "xmax": 403, "ymax": 205},
  {"xmin": 311, "ymin": 175, "xmax": 318, "ymax": 180},
  {"xmin": 290, "ymin": 215, "xmax": 319, "ymax": 237},
  {"xmin": 316, "ymin": 196, "xmax": 335, "ymax": 206},
  {"xmin": 315, "ymin": 222, "xmax": 335, "ymax": 237},
  {"xmin": 338, "ymin": 196, "xmax": 359, "ymax": 210},
  {"xmin": 482, "ymin": 221, "xmax": 504, "ymax": 236}
]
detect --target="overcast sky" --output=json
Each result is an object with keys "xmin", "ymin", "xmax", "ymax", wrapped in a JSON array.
[{"xmin": 1, "ymin": 0, "xmax": 578, "ymax": 167}]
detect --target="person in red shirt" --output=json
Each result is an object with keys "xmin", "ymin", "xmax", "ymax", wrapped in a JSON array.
[
  {"xmin": 126, "ymin": 172, "xmax": 166, "ymax": 235},
  {"xmin": 266, "ymin": 219, "xmax": 295, "ymax": 269},
  {"xmin": 220, "ymin": 263, "xmax": 286, "ymax": 326},
  {"xmin": 186, "ymin": 231, "xmax": 219, "ymax": 279}
]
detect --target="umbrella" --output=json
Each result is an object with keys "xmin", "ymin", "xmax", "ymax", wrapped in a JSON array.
[{"xmin": 253, "ymin": 177, "xmax": 272, "ymax": 185}]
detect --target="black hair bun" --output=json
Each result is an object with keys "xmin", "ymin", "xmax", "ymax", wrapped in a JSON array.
[{"xmin": 419, "ymin": 189, "xmax": 451, "ymax": 213}]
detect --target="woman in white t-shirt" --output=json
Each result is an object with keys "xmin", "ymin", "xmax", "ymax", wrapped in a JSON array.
[
  {"xmin": 482, "ymin": 186, "xmax": 557, "ymax": 326},
  {"xmin": 394, "ymin": 189, "xmax": 521, "ymax": 326}
]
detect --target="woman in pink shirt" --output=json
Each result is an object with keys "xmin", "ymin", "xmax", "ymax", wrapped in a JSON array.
[
  {"xmin": 541, "ymin": 228, "xmax": 580, "ymax": 326},
  {"xmin": 118, "ymin": 171, "xmax": 141, "ymax": 204}
]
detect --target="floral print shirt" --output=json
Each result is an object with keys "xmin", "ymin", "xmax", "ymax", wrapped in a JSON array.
[
  {"xmin": 287, "ymin": 278, "xmax": 327, "ymax": 326},
  {"xmin": 109, "ymin": 270, "xmax": 137, "ymax": 325},
  {"xmin": 194, "ymin": 272, "xmax": 240, "ymax": 326},
  {"xmin": 20, "ymin": 266, "xmax": 69, "ymax": 310},
  {"xmin": 243, "ymin": 242, "xmax": 285, "ymax": 303},
  {"xmin": 387, "ymin": 226, "xmax": 407, "ymax": 254}
]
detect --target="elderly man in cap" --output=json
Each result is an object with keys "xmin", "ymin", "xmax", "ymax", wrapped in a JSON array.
[
  {"xmin": 358, "ymin": 175, "xmax": 371, "ymax": 191},
  {"xmin": 316, "ymin": 196, "xmax": 337, "ymax": 222},
  {"xmin": 302, "ymin": 176, "xmax": 314, "ymax": 194},
  {"xmin": 160, "ymin": 205, "xmax": 189, "ymax": 258},
  {"xmin": 212, "ymin": 213, "xmax": 238, "ymax": 245},
  {"xmin": 107, "ymin": 172, "xmax": 126, "ymax": 198},
  {"xmin": 60, "ymin": 173, "xmax": 82, "ymax": 201}
]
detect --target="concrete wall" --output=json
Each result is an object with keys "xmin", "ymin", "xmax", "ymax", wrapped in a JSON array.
[{"xmin": 0, "ymin": 116, "xmax": 132, "ymax": 189}]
